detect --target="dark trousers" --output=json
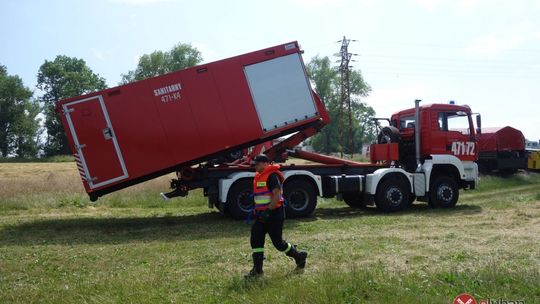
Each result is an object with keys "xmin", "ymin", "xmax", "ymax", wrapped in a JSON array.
[{"xmin": 250, "ymin": 206, "xmax": 290, "ymax": 252}]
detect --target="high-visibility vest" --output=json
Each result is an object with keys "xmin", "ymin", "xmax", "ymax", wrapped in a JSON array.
[{"xmin": 252, "ymin": 164, "xmax": 285, "ymax": 211}]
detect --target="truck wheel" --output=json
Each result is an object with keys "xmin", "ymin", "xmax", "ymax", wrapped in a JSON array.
[
  {"xmin": 375, "ymin": 177, "xmax": 410, "ymax": 212},
  {"xmin": 284, "ymin": 179, "xmax": 317, "ymax": 218},
  {"xmin": 226, "ymin": 179, "xmax": 253, "ymax": 220},
  {"xmin": 429, "ymin": 176, "xmax": 459, "ymax": 208},
  {"xmin": 377, "ymin": 126, "xmax": 401, "ymax": 144},
  {"xmin": 342, "ymin": 192, "xmax": 367, "ymax": 208}
]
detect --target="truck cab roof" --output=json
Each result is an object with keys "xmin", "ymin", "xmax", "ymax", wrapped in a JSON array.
[{"xmin": 391, "ymin": 103, "xmax": 472, "ymax": 118}]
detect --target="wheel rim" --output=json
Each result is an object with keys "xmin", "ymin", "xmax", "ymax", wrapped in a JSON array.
[
  {"xmin": 288, "ymin": 189, "xmax": 309, "ymax": 211},
  {"xmin": 385, "ymin": 186, "xmax": 403, "ymax": 206},
  {"xmin": 437, "ymin": 184, "xmax": 454, "ymax": 203},
  {"xmin": 236, "ymin": 191, "xmax": 253, "ymax": 212}
]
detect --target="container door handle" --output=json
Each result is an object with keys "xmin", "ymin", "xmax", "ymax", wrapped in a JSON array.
[{"xmin": 103, "ymin": 127, "xmax": 113, "ymax": 140}]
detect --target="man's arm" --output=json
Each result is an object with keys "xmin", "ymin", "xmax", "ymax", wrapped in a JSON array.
[
  {"xmin": 268, "ymin": 188, "xmax": 282, "ymax": 210},
  {"xmin": 266, "ymin": 173, "xmax": 282, "ymax": 210}
]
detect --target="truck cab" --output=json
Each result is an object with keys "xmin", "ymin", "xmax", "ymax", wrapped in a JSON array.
[
  {"xmin": 390, "ymin": 103, "xmax": 478, "ymax": 170},
  {"xmin": 366, "ymin": 101, "xmax": 479, "ymax": 212}
]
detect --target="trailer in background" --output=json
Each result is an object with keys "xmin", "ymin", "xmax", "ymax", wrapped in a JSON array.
[{"xmin": 476, "ymin": 126, "xmax": 527, "ymax": 173}]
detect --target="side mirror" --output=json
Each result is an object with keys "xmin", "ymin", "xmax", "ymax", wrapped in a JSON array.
[{"xmin": 476, "ymin": 114, "xmax": 482, "ymax": 134}]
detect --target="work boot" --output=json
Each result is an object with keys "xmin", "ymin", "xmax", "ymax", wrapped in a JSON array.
[
  {"xmin": 245, "ymin": 253, "xmax": 264, "ymax": 278},
  {"xmin": 286, "ymin": 245, "xmax": 308, "ymax": 269}
]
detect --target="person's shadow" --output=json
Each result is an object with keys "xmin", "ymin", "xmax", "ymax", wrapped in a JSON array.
[{"xmin": 0, "ymin": 204, "xmax": 481, "ymax": 246}]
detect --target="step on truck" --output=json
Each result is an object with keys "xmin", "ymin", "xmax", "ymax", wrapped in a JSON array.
[{"xmin": 56, "ymin": 41, "xmax": 479, "ymax": 219}]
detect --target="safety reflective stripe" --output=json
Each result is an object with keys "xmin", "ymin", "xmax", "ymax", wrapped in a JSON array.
[
  {"xmin": 284, "ymin": 243, "xmax": 292, "ymax": 253},
  {"xmin": 252, "ymin": 248, "xmax": 264, "ymax": 253},
  {"xmin": 254, "ymin": 195, "xmax": 272, "ymax": 204},
  {"xmin": 256, "ymin": 181, "xmax": 266, "ymax": 187},
  {"xmin": 254, "ymin": 189, "xmax": 273, "ymax": 205}
]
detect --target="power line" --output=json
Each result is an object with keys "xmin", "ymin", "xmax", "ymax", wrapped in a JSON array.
[
  {"xmin": 352, "ymin": 39, "xmax": 540, "ymax": 54},
  {"xmin": 336, "ymin": 36, "xmax": 357, "ymax": 157}
]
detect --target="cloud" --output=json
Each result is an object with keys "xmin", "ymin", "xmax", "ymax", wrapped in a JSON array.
[
  {"xmin": 410, "ymin": 0, "xmax": 489, "ymax": 12},
  {"xmin": 91, "ymin": 48, "xmax": 106, "ymax": 61},
  {"xmin": 192, "ymin": 42, "xmax": 220, "ymax": 63},
  {"xmin": 294, "ymin": 0, "xmax": 344, "ymax": 8},
  {"xmin": 108, "ymin": 0, "xmax": 173, "ymax": 5},
  {"xmin": 294, "ymin": 0, "xmax": 375, "ymax": 8},
  {"xmin": 365, "ymin": 84, "xmax": 433, "ymax": 117},
  {"xmin": 410, "ymin": 0, "xmax": 445, "ymax": 10},
  {"xmin": 462, "ymin": 22, "xmax": 540, "ymax": 58}
]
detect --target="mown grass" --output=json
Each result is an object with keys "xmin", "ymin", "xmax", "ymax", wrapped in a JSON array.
[
  {"xmin": 0, "ymin": 155, "xmax": 75, "ymax": 163},
  {"xmin": 1, "ymin": 163, "xmax": 539, "ymax": 303}
]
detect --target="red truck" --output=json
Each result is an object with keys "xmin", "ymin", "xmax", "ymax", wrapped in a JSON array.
[
  {"xmin": 56, "ymin": 41, "xmax": 479, "ymax": 219},
  {"xmin": 476, "ymin": 126, "xmax": 527, "ymax": 173}
]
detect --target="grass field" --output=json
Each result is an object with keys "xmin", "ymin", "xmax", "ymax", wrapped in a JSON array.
[{"xmin": 1, "ymin": 162, "xmax": 539, "ymax": 303}]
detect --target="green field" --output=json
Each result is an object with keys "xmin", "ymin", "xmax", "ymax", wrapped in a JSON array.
[{"xmin": 1, "ymin": 162, "xmax": 539, "ymax": 303}]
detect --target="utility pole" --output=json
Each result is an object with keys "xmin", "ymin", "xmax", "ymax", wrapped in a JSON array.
[{"xmin": 336, "ymin": 36, "xmax": 356, "ymax": 158}]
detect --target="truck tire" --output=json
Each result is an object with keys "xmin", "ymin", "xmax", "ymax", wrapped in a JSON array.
[
  {"xmin": 226, "ymin": 179, "xmax": 253, "ymax": 220},
  {"xmin": 375, "ymin": 177, "xmax": 410, "ymax": 212},
  {"xmin": 377, "ymin": 126, "xmax": 401, "ymax": 144},
  {"xmin": 429, "ymin": 176, "xmax": 459, "ymax": 208},
  {"xmin": 284, "ymin": 179, "xmax": 317, "ymax": 218},
  {"xmin": 342, "ymin": 192, "xmax": 367, "ymax": 208}
]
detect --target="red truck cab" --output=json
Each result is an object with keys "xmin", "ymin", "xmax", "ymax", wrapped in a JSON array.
[{"xmin": 390, "ymin": 103, "xmax": 478, "ymax": 168}]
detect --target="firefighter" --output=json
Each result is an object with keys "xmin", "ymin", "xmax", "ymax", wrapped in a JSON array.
[{"xmin": 245, "ymin": 154, "xmax": 308, "ymax": 278}]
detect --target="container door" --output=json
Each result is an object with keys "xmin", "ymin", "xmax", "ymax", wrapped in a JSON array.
[
  {"xmin": 62, "ymin": 95, "xmax": 128, "ymax": 189},
  {"xmin": 244, "ymin": 53, "xmax": 318, "ymax": 132}
]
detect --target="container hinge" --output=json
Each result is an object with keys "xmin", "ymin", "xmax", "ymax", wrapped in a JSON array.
[
  {"xmin": 76, "ymin": 144, "xmax": 87, "ymax": 150},
  {"xmin": 63, "ymin": 108, "xmax": 74, "ymax": 115}
]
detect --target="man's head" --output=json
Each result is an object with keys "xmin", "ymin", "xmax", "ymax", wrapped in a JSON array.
[{"xmin": 253, "ymin": 154, "xmax": 270, "ymax": 173}]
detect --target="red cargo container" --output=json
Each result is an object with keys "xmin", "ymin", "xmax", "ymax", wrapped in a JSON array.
[
  {"xmin": 477, "ymin": 126, "xmax": 526, "ymax": 172},
  {"xmin": 55, "ymin": 41, "xmax": 327, "ymax": 200}
]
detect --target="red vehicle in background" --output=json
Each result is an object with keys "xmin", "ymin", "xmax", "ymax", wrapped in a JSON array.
[
  {"xmin": 476, "ymin": 127, "xmax": 527, "ymax": 173},
  {"xmin": 56, "ymin": 42, "xmax": 479, "ymax": 219}
]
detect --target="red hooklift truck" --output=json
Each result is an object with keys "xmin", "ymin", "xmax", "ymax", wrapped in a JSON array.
[{"xmin": 56, "ymin": 41, "xmax": 479, "ymax": 219}]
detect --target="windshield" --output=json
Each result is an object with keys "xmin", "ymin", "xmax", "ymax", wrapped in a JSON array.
[{"xmin": 439, "ymin": 112, "xmax": 470, "ymax": 135}]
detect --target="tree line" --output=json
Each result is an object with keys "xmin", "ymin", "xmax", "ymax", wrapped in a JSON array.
[{"xmin": 0, "ymin": 42, "xmax": 375, "ymax": 159}]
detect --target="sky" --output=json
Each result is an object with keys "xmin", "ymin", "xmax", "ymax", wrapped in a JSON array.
[{"xmin": 1, "ymin": 0, "xmax": 539, "ymax": 140}]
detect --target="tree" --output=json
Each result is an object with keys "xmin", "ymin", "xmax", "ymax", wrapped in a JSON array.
[
  {"xmin": 37, "ymin": 56, "xmax": 107, "ymax": 156},
  {"xmin": 0, "ymin": 65, "xmax": 40, "ymax": 158},
  {"xmin": 306, "ymin": 56, "xmax": 375, "ymax": 154},
  {"xmin": 121, "ymin": 43, "xmax": 203, "ymax": 84}
]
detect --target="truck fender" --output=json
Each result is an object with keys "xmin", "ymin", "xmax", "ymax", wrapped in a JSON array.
[
  {"xmin": 282, "ymin": 170, "xmax": 323, "ymax": 196},
  {"xmin": 219, "ymin": 172, "xmax": 255, "ymax": 204},
  {"xmin": 423, "ymin": 155, "xmax": 478, "ymax": 185},
  {"xmin": 218, "ymin": 170, "xmax": 323, "ymax": 204},
  {"xmin": 365, "ymin": 168, "xmax": 413, "ymax": 195}
]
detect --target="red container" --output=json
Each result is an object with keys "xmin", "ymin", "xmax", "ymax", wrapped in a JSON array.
[
  {"xmin": 55, "ymin": 41, "xmax": 327, "ymax": 199},
  {"xmin": 477, "ymin": 126, "xmax": 525, "ymax": 152}
]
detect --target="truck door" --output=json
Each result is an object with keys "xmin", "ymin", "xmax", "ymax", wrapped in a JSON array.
[
  {"xmin": 437, "ymin": 111, "xmax": 477, "ymax": 161},
  {"xmin": 62, "ymin": 95, "xmax": 128, "ymax": 189}
]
